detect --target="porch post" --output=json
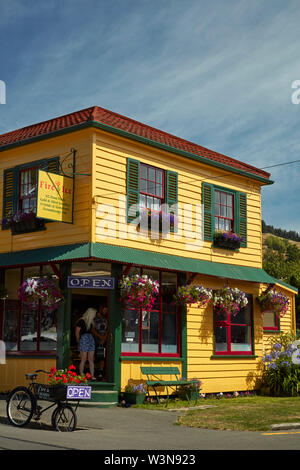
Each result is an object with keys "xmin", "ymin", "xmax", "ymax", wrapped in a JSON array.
[
  {"xmin": 179, "ymin": 272, "xmax": 188, "ymax": 378},
  {"xmin": 57, "ymin": 262, "xmax": 72, "ymax": 369},
  {"xmin": 109, "ymin": 263, "xmax": 122, "ymax": 390}
]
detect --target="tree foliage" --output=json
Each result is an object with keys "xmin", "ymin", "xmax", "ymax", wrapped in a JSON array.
[{"xmin": 262, "ymin": 234, "xmax": 300, "ymax": 329}]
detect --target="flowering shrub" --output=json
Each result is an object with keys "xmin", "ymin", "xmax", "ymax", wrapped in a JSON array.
[
  {"xmin": 120, "ymin": 274, "xmax": 159, "ymax": 311},
  {"xmin": 257, "ymin": 288, "xmax": 290, "ymax": 317},
  {"xmin": 48, "ymin": 365, "xmax": 91, "ymax": 385},
  {"xmin": 18, "ymin": 276, "xmax": 63, "ymax": 312},
  {"xmin": 174, "ymin": 285, "xmax": 212, "ymax": 307},
  {"xmin": 213, "ymin": 287, "xmax": 248, "ymax": 316},
  {"xmin": 261, "ymin": 333, "xmax": 300, "ymax": 396}
]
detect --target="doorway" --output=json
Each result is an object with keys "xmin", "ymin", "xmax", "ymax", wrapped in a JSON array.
[{"xmin": 70, "ymin": 293, "xmax": 109, "ymax": 381}]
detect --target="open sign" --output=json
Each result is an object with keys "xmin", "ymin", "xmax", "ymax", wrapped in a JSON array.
[{"xmin": 67, "ymin": 386, "xmax": 92, "ymax": 400}]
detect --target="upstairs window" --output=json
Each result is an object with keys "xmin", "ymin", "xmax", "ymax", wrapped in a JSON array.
[
  {"xmin": 214, "ymin": 190, "xmax": 234, "ymax": 232},
  {"xmin": 140, "ymin": 164, "xmax": 164, "ymax": 211},
  {"xmin": 2, "ymin": 157, "xmax": 59, "ymax": 228},
  {"xmin": 19, "ymin": 167, "xmax": 38, "ymax": 213}
]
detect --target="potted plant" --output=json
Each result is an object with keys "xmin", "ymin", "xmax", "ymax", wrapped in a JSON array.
[
  {"xmin": 213, "ymin": 287, "xmax": 248, "ymax": 316},
  {"xmin": 2, "ymin": 210, "xmax": 45, "ymax": 235},
  {"xmin": 213, "ymin": 231, "xmax": 243, "ymax": 250},
  {"xmin": 123, "ymin": 380, "xmax": 147, "ymax": 404},
  {"xmin": 174, "ymin": 285, "xmax": 212, "ymax": 308},
  {"xmin": 18, "ymin": 276, "xmax": 63, "ymax": 312},
  {"xmin": 257, "ymin": 287, "xmax": 290, "ymax": 318},
  {"xmin": 120, "ymin": 274, "xmax": 159, "ymax": 311}
]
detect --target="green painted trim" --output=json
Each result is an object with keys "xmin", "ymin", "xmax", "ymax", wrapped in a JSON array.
[
  {"xmin": 179, "ymin": 273, "xmax": 188, "ymax": 378},
  {"xmin": 57, "ymin": 262, "xmax": 72, "ymax": 369},
  {"xmin": 109, "ymin": 263, "xmax": 123, "ymax": 391},
  {"xmin": 120, "ymin": 356, "xmax": 183, "ymax": 362},
  {"xmin": 0, "ymin": 241, "xmax": 297, "ymax": 293},
  {"xmin": 0, "ymin": 119, "xmax": 273, "ymax": 186}
]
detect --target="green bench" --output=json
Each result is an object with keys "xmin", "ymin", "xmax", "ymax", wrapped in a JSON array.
[{"xmin": 141, "ymin": 366, "xmax": 198, "ymax": 405}]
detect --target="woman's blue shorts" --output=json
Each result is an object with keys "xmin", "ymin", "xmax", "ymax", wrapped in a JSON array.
[{"xmin": 79, "ymin": 333, "xmax": 95, "ymax": 352}]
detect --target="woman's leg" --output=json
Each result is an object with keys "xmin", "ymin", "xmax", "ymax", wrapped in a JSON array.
[
  {"xmin": 88, "ymin": 350, "xmax": 95, "ymax": 378},
  {"xmin": 79, "ymin": 351, "xmax": 87, "ymax": 375}
]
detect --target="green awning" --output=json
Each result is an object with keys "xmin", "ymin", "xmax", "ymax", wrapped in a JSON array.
[{"xmin": 0, "ymin": 241, "xmax": 297, "ymax": 293}]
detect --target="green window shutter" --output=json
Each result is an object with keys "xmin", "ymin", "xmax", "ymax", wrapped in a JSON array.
[
  {"xmin": 166, "ymin": 170, "xmax": 178, "ymax": 232},
  {"xmin": 46, "ymin": 156, "xmax": 60, "ymax": 173},
  {"xmin": 202, "ymin": 182, "xmax": 214, "ymax": 241},
  {"xmin": 126, "ymin": 158, "xmax": 140, "ymax": 223},
  {"xmin": 2, "ymin": 168, "xmax": 17, "ymax": 229},
  {"xmin": 237, "ymin": 191, "xmax": 247, "ymax": 247}
]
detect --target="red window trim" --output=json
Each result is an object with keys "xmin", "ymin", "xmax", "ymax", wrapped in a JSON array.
[
  {"xmin": 140, "ymin": 163, "xmax": 165, "ymax": 201},
  {"xmin": 263, "ymin": 312, "xmax": 279, "ymax": 332},
  {"xmin": 214, "ymin": 297, "xmax": 253, "ymax": 356},
  {"xmin": 214, "ymin": 189, "xmax": 234, "ymax": 231},
  {"xmin": 19, "ymin": 166, "xmax": 39, "ymax": 212},
  {"xmin": 121, "ymin": 269, "xmax": 180, "ymax": 357},
  {"xmin": 0, "ymin": 265, "xmax": 58, "ymax": 355}
]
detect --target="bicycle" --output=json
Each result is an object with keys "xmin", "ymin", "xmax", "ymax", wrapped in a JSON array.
[{"xmin": 6, "ymin": 370, "xmax": 91, "ymax": 431}]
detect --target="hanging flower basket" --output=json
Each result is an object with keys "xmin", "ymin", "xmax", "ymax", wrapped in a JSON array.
[
  {"xmin": 18, "ymin": 276, "xmax": 63, "ymax": 312},
  {"xmin": 174, "ymin": 285, "xmax": 212, "ymax": 307},
  {"xmin": 213, "ymin": 231, "xmax": 243, "ymax": 250},
  {"xmin": 213, "ymin": 287, "xmax": 248, "ymax": 316},
  {"xmin": 257, "ymin": 288, "xmax": 289, "ymax": 318},
  {"xmin": 119, "ymin": 274, "xmax": 159, "ymax": 311}
]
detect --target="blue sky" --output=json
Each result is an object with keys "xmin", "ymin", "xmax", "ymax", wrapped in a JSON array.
[{"xmin": 1, "ymin": 0, "xmax": 300, "ymax": 232}]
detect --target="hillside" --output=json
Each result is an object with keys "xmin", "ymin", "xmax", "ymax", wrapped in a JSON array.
[{"xmin": 262, "ymin": 233, "xmax": 300, "ymax": 249}]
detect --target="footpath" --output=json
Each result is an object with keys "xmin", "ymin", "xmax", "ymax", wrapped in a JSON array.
[{"xmin": 1, "ymin": 399, "xmax": 300, "ymax": 450}]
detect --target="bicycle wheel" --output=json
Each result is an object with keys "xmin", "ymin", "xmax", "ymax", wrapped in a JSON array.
[
  {"xmin": 52, "ymin": 404, "xmax": 77, "ymax": 432},
  {"xmin": 6, "ymin": 386, "xmax": 36, "ymax": 427}
]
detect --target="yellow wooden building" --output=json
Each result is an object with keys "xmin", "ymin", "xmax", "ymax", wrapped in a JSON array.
[{"xmin": 0, "ymin": 106, "xmax": 297, "ymax": 397}]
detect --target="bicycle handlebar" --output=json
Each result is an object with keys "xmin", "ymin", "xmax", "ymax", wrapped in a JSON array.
[{"xmin": 35, "ymin": 369, "xmax": 50, "ymax": 374}]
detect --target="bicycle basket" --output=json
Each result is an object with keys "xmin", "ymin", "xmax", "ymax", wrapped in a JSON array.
[{"xmin": 33, "ymin": 383, "xmax": 67, "ymax": 401}]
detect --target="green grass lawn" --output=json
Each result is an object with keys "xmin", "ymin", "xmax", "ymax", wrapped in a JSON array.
[{"xmin": 135, "ymin": 396, "xmax": 300, "ymax": 432}]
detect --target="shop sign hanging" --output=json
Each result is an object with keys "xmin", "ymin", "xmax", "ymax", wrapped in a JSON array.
[
  {"xmin": 67, "ymin": 276, "xmax": 115, "ymax": 289},
  {"xmin": 37, "ymin": 170, "xmax": 74, "ymax": 223}
]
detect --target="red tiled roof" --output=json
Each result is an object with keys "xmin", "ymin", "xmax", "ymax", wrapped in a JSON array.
[{"xmin": 0, "ymin": 106, "xmax": 270, "ymax": 180}]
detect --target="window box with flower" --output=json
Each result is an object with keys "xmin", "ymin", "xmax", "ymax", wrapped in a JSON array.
[
  {"xmin": 2, "ymin": 210, "xmax": 45, "ymax": 235},
  {"xmin": 213, "ymin": 231, "xmax": 243, "ymax": 250},
  {"xmin": 138, "ymin": 208, "xmax": 177, "ymax": 236}
]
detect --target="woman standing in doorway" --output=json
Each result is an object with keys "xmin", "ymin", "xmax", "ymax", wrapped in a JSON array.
[{"xmin": 75, "ymin": 307, "xmax": 97, "ymax": 380}]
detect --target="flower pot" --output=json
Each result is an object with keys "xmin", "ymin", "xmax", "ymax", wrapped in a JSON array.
[{"xmin": 123, "ymin": 392, "xmax": 146, "ymax": 404}]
